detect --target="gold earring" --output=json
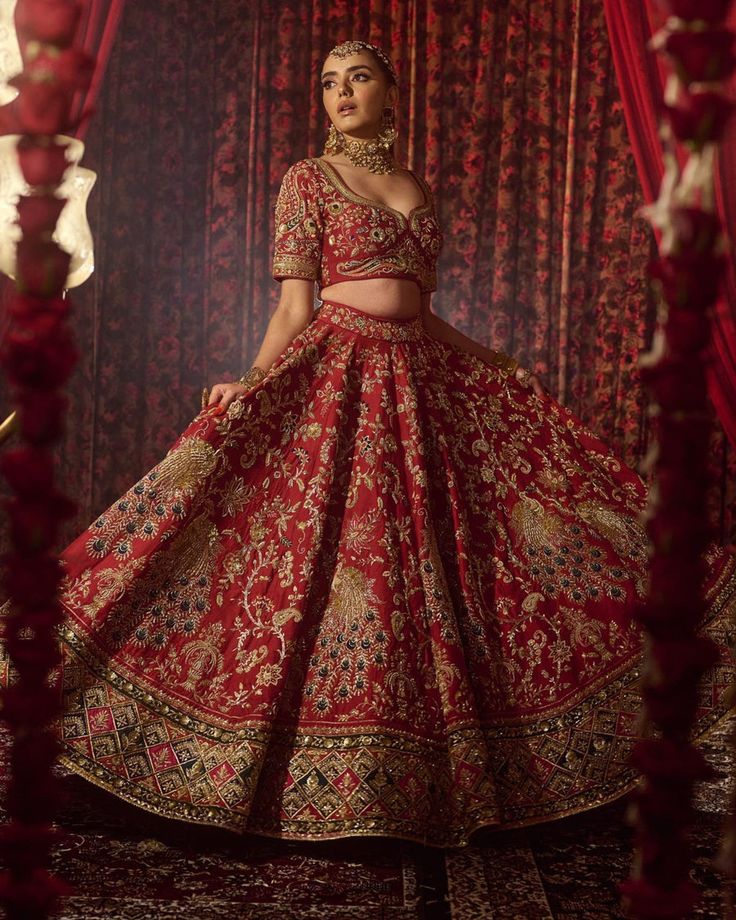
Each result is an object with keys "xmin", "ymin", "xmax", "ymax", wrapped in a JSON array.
[
  {"xmin": 378, "ymin": 107, "xmax": 397, "ymax": 147},
  {"xmin": 323, "ymin": 123, "xmax": 345, "ymax": 155}
]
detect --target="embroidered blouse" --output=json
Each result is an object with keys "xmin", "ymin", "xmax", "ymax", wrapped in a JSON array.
[{"xmin": 272, "ymin": 157, "xmax": 443, "ymax": 294}]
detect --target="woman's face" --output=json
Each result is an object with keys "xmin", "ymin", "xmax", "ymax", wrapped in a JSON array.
[{"xmin": 321, "ymin": 50, "xmax": 397, "ymax": 143}]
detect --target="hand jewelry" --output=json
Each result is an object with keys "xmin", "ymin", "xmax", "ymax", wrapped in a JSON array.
[
  {"xmin": 487, "ymin": 350, "xmax": 519, "ymax": 376},
  {"xmin": 516, "ymin": 367, "xmax": 533, "ymax": 387},
  {"xmin": 237, "ymin": 366, "xmax": 267, "ymax": 388}
]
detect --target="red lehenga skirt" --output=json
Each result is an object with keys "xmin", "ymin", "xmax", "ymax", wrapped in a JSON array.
[{"xmin": 2, "ymin": 298, "xmax": 735, "ymax": 847}]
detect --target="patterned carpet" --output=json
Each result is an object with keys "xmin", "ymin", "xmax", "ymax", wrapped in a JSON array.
[{"xmin": 0, "ymin": 720, "xmax": 733, "ymax": 918}]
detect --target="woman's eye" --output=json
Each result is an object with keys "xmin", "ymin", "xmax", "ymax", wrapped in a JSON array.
[{"xmin": 322, "ymin": 73, "xmax": 368, "ymax": 90}]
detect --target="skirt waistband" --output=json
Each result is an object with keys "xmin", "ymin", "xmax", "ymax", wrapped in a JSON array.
[{"xmin": 315, "ymin": 300, "xmax": 425, "ymax": 342}]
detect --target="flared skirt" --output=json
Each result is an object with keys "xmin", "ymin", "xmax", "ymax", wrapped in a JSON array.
[{"xmin": 2, "ymin": 298, "xmax": 734, "ymax": 847}]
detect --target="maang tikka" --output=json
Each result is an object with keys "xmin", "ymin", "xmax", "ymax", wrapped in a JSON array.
[{"xmin": 322, "ymin": 40, "xmax": 399, "ymax": 174}]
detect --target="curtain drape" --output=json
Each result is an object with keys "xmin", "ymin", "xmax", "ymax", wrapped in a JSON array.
[
  {"xmin": 603, "ymin": 0, "xmax": 736, "ymax": 449},
  {"xmin": 70, "ymin": 0, "xmax": 127, "ymax": 137},
  {"xmin": 29, "ymin": 0, "xmax": 732, "ymax": 549}
]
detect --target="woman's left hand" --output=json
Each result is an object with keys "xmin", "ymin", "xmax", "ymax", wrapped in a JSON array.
[{"xmin": 514, "ymin": 365, "xmax": 548, "ymax": 397}]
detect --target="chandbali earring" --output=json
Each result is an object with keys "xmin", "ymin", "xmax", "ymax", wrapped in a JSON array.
[{"xmin": 322, "ymin": 106, "xmax": 398, "ymax": 173}]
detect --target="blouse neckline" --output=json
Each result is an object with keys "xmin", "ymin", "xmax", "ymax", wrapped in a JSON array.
[{"xmin": 312, "ymin": 157, "xmax": 431, "ymax": 227}]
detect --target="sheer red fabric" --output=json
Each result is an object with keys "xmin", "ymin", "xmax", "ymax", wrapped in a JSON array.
[
  {"xmin": 603, "ymin": 0, "xmax": 736, "ymax": 448},
  {"xmin": 1, "ymin": 298, "xmax": 733, "ymax": 845}
]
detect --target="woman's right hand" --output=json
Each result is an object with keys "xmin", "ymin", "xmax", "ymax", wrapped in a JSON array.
[{"xmin": 202, "ymin": 382, "xmax": 249, "ymax": 412}]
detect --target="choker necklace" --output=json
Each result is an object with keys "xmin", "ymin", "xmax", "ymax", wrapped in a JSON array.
[
  {"xmin": 323, "ymin": 111, "xmax": 398, "ymax": 174},
  {"xmin": 341, "ymin": 135, "xmax": 397, "ymax": 174}
]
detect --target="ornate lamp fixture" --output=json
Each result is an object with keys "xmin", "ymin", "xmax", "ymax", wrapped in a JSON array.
[{"xmin": 0, "ymin": 0, "xmax": 96, "ymax": 444}]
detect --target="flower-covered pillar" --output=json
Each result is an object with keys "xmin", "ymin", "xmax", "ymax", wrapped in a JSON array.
[
  {"xmin": 0, "ymin": 1, "xmax": 95, "ymax": 917},
  {"xmin": 620, "ymin": 1, "xmax": 734, "ymax": 917}
]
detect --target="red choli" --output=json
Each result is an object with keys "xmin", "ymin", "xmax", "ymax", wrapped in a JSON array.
[{"xmin": 272, "ymin": 157, "xmax": 443, "ymax": 294}]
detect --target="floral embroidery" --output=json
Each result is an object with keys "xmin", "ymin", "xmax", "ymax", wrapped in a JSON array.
[
  {"xmin": 1, "ymin": 298, "xmax": 732, "ymax": 847},
  {"xmin": 272, "ymin": 159, "xmax": 442, "ymax": 294}
]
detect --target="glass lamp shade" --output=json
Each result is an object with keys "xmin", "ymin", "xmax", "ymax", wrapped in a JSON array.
[
  {"xmin": 0, "ymin": 134, "xmax": 96, "ymax": 289},
  {"xmin": 0, "ymin": 0, "xmax": 21, "ymax": 107}
]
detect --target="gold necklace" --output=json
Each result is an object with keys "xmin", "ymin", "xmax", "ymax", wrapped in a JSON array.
[
  {"xmin": 323, "ymin": 108, "xmax": 399, "ymax": 174},
  {"xmin": 340, "ymin": 135, "xmax": 397, "ymax": 174}
]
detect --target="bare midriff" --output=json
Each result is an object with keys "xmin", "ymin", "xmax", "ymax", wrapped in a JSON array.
[{"xmin": 319, "ymin": 278, "xmax": 422, "ymax": 319}]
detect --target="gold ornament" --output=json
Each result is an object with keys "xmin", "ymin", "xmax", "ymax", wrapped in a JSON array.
[
  {"xmin": 487, "ymin": 350, "xmax": 519, "ymax": 376},
  {"xmin": 237, "ymin": 366, "xmax": 268, "ymax": 387},
  {"xmin": 327, "ymin": 40, "xmax": 398, "ymax": 86},
  {"xmin": 322, "ymin": 107, "xmax": 398, "ymax": 174}
]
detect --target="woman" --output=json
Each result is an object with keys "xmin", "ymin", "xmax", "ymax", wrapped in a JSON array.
[{"xmin": 1, "ymin": 39, "xmax": 734, "ymax": 848}]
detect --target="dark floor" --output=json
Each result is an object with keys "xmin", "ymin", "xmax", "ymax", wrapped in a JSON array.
[{"xmin": 0, "ymin": 721, "xmax": 733, "ymax": 919}]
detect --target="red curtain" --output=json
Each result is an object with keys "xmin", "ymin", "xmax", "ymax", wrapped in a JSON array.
[
  {"xmin": 71, "ymin": 0, "xmax": 127, "ymax": 137},
  {"xmin": 1, "ymin": 0, "xmax": 732, "ymax": 553},
  {"xmin": 603, "ymin": 0, "xmax": 736, "ymax": 448}
]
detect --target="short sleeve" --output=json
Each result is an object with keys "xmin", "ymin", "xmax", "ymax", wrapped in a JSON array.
[{"xmin": 272, "ymin": 160, "xmax": 324, "ymax": 284}]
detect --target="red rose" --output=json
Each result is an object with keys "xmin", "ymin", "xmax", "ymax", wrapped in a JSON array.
[
  {"xmin": 10, "ymin": 291, "xmax": 68, "ymax": 322},
  {"xmin": 0, "ymin": 866, "xmax": 73, "ymax": 913},
  {"xmin": 649, "ymin": 635, "xmax": 720, "ymax": 685},
  {"xmin": 6, "ymin": 631, "xmax": 61, "ymax": 671},
  {"xmin": 0, "ymin": 602, "xmax": 64, "ymax": 632},
  {"xmin": 15, "ymin": 0, "xmax": 82, "ymax": 48},
  {"xmin": 655, "ymin": 413, "xmax": 711, "ymax": 460},
  {"xmin": 16, "ymin": 193, "xmax": 66, "ymax": 238},
  {"xmin": 17, "ymin": 390, "xmax": 68, "ymax": 444},
  {"xmin": 7, "ymin": 499, "xmax": 60, "ymax": 552},
  {"xmin": 1, "ymin": 555, "xmax": 64, "ymax": 607},
  {"xmin": 15, "ymin": 237, "xmax": 71, "ymax": 296},
  {"xmin": 657, "ymin": 0, "xmax": 732, "ymax": 22},
  {"xmin": 0, "ymin": 446, "xmax": 55, "ymax": 496},
  {"xmin": 16, "ymin": 137, "xmax": 71, "ymax": 186},
  {"xmin": 25, "ymin": 46, "xmax": 94, "ymax": 90},
  {"xmin": 632, "ymin": 600, "xmax": 704, "ymax": 634},
  {"xmin": 7, "ymin": 774, "xmax": 68, "ymax": 824},
  {"xmin": 664, "ymin": 29, "xmax": 736, "ymax": 84},
  {"xmin": 663, "ymin": 307, "xmax": 711, "ymax": 353},
  {"xmin": 639, "ymin": 355, "xmax": 708, "ymax": 409},
  {"xmin": 649, "ymin": 253, "xmax": 725, "ymax": 310},
  {"xmin": 665, "ymin": 90, "xmax": 733, "ymax": 148},
  {"xmin": 1, "ymin": 325, "xmax": 78, "ymax": 387},
  {"xmin": 632, "ymin": 738, "xmax": 713, "ymax": 781},
  {"xmin": 620, "ymin": 879, "xmax": 698, "ymax": 919},
  {"xmin": 8, "ymin": 73, "xmax": 72, "ymax": 135},
  {"xmin": 0, "ymin": 682, "xmax": 61, "ymax": 727},
  {"xmin": 656, "ymin": 466, "xmax": 708, "ymax": 506},
  {"xmin": 647, "ymin": 510, "xmax": 712, "ymax": 555},
  {"xmin": 670, "ymin": 206, "xmax": 722, "ymax": 254},
  {"xmin": 642, "ymin": 684, "xmax": 700, "ymax": 731}
]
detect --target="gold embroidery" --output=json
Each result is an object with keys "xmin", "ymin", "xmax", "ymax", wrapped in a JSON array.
[
  {"xmin": 155, "ymin": 438, "xmax": 219, "ymax": 494},
  {"xmin": 1, "ymin": 303, "xmax": 732, "ymax": 850}
]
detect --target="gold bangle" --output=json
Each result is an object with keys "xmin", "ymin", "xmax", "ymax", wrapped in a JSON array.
[
  {"xmin": 237, "ymin": 366, "xmax": 267, "ymax": 388},
  {"xmin": 516, "ymin": 367, "xmax": 533, "ymax": 387},
  {"xmin": 489, "ymin": 350, "xmax": 518, "ymax": 376}
]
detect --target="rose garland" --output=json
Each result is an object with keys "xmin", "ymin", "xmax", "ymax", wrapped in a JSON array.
[
  {"xmin": 620, "ymin": 1, "xmax": 734, "ymax": 917},
  {"xmin": 0, "ymin": 2, "xmax": 94, "ymax": 918}
]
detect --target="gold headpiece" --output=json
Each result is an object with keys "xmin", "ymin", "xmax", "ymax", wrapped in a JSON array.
[{"xmin": 327, "ymin": 40, "xmax": 398, "ymax": 86}]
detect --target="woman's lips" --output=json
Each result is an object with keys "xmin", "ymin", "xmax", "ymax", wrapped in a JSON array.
[{"xmin": 339, "ymin": 106, "xmax": 356, "ymax": 115}]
